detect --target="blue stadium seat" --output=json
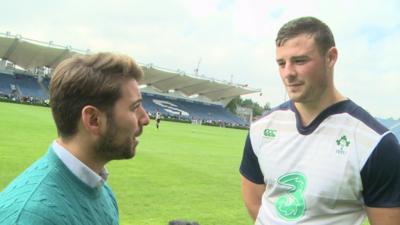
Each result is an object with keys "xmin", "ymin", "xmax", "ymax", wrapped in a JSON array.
[
  {"xmin": 42, "ymin": 77, "xmax": 50, "ymax": 90},
  {"xmin": 0, "ymin": 72, "xmax": 15, "ymax": 95},
  {"xmin": 378, "ymin": 118, "xmax": 400, "ymax": 141},
  {"xmin": 142, "ymin": 92, "xmax": 248, "ymax": 125},
  {"xmin": 392, "ymin": 127, "xmax": 400, "ymax": 141},
  {"xmin": 13, "ymin": 74, "xmax": 48, "ymax": 99}
]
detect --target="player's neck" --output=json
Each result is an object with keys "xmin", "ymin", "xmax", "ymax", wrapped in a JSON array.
[{"xmin": 294, "ymin": 89, "xmax": 346, "ymax": 126}]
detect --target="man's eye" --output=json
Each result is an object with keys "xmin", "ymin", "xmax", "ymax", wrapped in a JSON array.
[
  {"xmin": 295, "ymin": 59, "xmax": 306, "ymax": 64},
  {"xmin": 277, "ymin": 62, "xmax": 285, "ymax": 67},
  {"xmin": 130, "ymin": 105, "xmax": 140, "ymax": 111}
]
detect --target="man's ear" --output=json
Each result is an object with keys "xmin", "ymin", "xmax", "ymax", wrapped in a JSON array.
[
  {"xmin": 326, "ymin": 47, "xmax": 338, "ymax": 68},
  {"xmin": 81, "ymin": 105, "xmax": 105, "ymax": 136}
]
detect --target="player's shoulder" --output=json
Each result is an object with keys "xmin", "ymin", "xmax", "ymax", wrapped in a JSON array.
[
  {"xmin": 251, "ymin": 101, "xmax": 294, "ymax": 129},
  {"xmin": 337, "ymin": 100, "xmax": 388, "ymax": 135},
  {"xmin": 247, "ymin": 102, "xmax": 293, "ymax": 147}
]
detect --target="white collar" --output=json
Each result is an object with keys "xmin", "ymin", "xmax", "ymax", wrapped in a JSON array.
[{"xmin": 52, "ymin": 140, "xmax": 108, "ymax": 188}]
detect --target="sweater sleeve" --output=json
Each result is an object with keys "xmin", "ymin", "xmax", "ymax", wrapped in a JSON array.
[
  {"xmin": 16, "ymin": 210, "xmax": 57, "ymax": 225},
  {"xmin": 104, "ymin": 184, "xmax": 119, "ymax": 216}
]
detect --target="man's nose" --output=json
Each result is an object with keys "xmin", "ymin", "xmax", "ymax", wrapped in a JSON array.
[
  {"xmin": 138, "ymin": 106, "xmax": 150, "ymax": 126},
  {"xmin": 281, "ymin": 63, "xmax": 296, "ymax": 78}
]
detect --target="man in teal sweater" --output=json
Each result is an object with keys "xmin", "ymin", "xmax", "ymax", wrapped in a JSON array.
[{"xmin": 0, "ymin": 52, "xmax": 150, "ymax": 224}]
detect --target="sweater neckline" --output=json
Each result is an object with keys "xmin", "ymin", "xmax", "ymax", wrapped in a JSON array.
[{"xmin": 46, "ymin": 146, "xmax": 103, "ymax": 198}]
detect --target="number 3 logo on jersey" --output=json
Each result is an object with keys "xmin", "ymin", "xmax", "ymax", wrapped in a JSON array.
[{"xmin": 275, "ymin": 172, "xmax": 307, "ymax": 221}]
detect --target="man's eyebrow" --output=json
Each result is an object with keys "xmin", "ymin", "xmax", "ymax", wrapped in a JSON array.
[
  {"xmin": 291, "ymin": 55, "xmax": 309, "ymax": 60},
  {"xmin": 130, "ymin": 99, "xmax": 142, "ymax": 107}
]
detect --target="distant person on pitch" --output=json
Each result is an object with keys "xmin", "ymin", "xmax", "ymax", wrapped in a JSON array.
[
  {"xmin": 156, "ymin": 109, "xmax": 161, "ymax": 130},
  {"xmin": 0, "ymin": 52, "xmax": 150, "ymax": 224},
  {"xmin": 240, "ymin": 16, "xmax": 400, "ymax": 225}
]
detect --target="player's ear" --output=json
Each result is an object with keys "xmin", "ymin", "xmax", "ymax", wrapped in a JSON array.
[
  {"xmin": 326, "ymin": 47, "xmax": 338, "ymax": 68},
  {"xmin": 81, "ymin": 105, "xmax": 105, "ymax": 135}
]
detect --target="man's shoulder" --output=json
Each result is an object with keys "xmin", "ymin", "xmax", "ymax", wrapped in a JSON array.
[
  {"xmin": 0, "ymin": 201, "xmax": 63, "ymax": 225},
  {"xmin": 0, "ymin": 154, "xmax": 67, "ymax": 224},
  {"xmin": 263, "ymin": 101, "xmax": 292, "ymax": 117},
  {"xmin": 347, "ymin": 103, "xmax": 388, "ymax": 135},
  {"xmin": 0, "ymin": 155, "xmax": 53, "ymax": 199},
  {"xmin": 251, "ymin": 101, "xmax": 293, "ymax": 130},
  {"xmin": 324, "ymin": 99, "xmax": 387, "ymax": 135}
]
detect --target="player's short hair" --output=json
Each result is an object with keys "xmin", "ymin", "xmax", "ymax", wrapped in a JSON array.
[
  {"xmin": 276, "ymin": 16, "xmax": 335, "ymax": 55},
  {"xmin": 50, "ymin": 52, "xmax": 143, "ymax": 138}
]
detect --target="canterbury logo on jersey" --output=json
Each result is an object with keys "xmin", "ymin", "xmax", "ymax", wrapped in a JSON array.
[{"xmin": 263, "ymin": 128, "xmax": 277, "ymax": 139}]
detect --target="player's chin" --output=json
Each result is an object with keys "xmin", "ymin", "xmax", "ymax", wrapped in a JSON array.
[{"xmin": 287, "ymin": 92, "xmax": 304, "ymax": 102}]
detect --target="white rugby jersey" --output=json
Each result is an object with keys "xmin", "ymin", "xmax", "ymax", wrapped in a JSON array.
[{"xmin": 240, "ymin": 100, "xmax": 400, "ymax": 225}]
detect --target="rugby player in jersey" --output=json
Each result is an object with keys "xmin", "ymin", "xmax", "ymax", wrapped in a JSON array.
[{"xmin": 240, "ymin": 17, "xmax": 400, "ymax": 225}]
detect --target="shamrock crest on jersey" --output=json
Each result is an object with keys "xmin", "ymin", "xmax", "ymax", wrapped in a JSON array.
[{"xmin": 336, "ymin": 135, "xmax": 350, "ymax": 155}]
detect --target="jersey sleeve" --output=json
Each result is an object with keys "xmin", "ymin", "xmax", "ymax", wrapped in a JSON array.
[
  {"xmin": 239, "ymin": 133, "xmax": 265, "ymax": 184},
  {"xmin": 361, "ymin": 133, "xmax": 400, "ymax": 207}
]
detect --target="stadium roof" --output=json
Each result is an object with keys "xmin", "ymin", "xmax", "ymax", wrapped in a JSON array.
[
  {"xmin": 141, "ymin": 65, "xmax": 259, "ymax": 102},
  {"xmin": 0, "ymin": 32, "xmax": 260, "ymax": 103},
  {"xmin": 0, "ymin": 32, "xmax": 88, "ymax": 69}
]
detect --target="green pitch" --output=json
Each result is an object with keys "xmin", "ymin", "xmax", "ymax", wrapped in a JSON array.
[{"xmin": 0, "ymin": 102, "xmax": 370, "ymax": 225}]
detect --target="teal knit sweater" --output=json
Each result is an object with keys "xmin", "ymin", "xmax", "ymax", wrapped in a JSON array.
[{"xmin": 0, "ymin": 147, "xmax": 119, "ymax": 225}]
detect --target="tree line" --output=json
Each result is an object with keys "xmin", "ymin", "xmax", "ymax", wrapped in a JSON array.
[{"xmin": 226, "ymin": 96, "xmax": 271, "ymax": 117}]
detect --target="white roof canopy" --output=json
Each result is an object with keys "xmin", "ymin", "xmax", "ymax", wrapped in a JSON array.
[
  {"xmin": 0, "ymin": 32, "xmax": 260, "ymax": 103},
  {"xmin": 141, "ymin": 66, "xmax": 258, "ymax": 102},
  {"xmin": 0, "ymin": 33, "xmax": 86, "ymax": 69}
]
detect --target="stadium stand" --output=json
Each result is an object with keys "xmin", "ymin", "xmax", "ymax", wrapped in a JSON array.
[
  {"xmin": 378, "ymin": 118, "xmax": 400, "ymax": 141},
  {"xmin": 393, "ymin": 127, "xmax": 400, "ymax": 140},
  {"xmin": 13, "ymin": 73, "xmax": 48, "ymax": 99},
  {"xmin": 41, "ymin": 76, "xmax": 50, "ymax": 91},
  {"xmin": 1, "ymin": 71, "xmax": 248, "ymax": 126},
  {"xmin": 0, "ymin": 72, "xmax": 14, "ymax": 96},
  {"xmin": 0, "ymin": 72, "xmax": 48, "ymax": 101},
  {"xmin": 142, "ymin": 92, "xmax": 248, "ymax": 125}
]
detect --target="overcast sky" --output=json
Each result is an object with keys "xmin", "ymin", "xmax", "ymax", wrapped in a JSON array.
[{"xmin": 2, "ymin": 0, "xmax": 399, "ymax": 118}]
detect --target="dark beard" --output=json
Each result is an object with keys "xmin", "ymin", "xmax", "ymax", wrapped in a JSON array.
[{"xmin": 95, "ymin": 118, "xmax": 135, "ymax": 161}]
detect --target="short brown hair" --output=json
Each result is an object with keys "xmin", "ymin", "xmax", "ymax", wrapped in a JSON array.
[
  {"xmin": 276, "ymin": 16, "xmax": 335, "ymax": 55},
  {"xmin": 50, "ymin": 52, "xmax": 143, "ymax": 138}
]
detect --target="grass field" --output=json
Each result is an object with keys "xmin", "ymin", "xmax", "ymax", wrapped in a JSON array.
[{"xmin": 0, "ymin": 102, "xmax": 370, "ymax": 225}]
